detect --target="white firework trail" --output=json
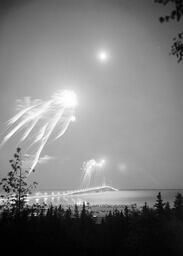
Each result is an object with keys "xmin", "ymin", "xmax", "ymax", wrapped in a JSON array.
[
  {"xmin": 81, "ymin": 159, "xmax": 105, "ymax": 188},
  {"xmin": 0, "ymin": 90, "xmax": 78, "ymax": 174}
]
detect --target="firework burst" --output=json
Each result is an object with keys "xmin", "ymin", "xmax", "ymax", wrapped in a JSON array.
[
  {"xmin": 1, "ymin": 90, "xmax": 78, "ymax": 173},
  {"xmin": 81, "ymin": 159, "xmax": 105, "ymax": 188}
]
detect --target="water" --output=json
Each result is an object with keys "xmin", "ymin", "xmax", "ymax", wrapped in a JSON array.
[{"xmin": 28, "ymin": 189, "xmax": 183, "ymax": 207}]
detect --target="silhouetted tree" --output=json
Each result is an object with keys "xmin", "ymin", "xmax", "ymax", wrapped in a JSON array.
[
  {"xmin": 173, "ymin": 192, "xmax": 183, "ymax": 219},
  {"xmin": 142, "ymin": 202, "xmax": 149, "ymax": 216},
  {"xmin": 0, "ymin": 148, "xmax": 37, "ymax": 215},
  {"xmin": 46, "ymin": 204, "xmax": 54, "ymax": 217},
  {"xmin": 80, "ymin": 202, "xmax": 86, "ymax": 219},
  {"xmin": 74, "ymin": 204, "xmax": 79, "ymax": 219},
  {"xmin": 155, "ymin": 0, "xmax": 183, "ymax": 62},
  {"xmin": 164, "ymin": 201, "xmax": 172, "ymax": 218},
  {"xmin": 65, "ymin": 207, "xmax": 72, "ymax": 220},
  {"xmin": 57, "ymin": 204, "xmax": 65, "ymax": 218},
  {"xmin": 154, "ymin": 192, "xmax": 165, "ymax": 215}
]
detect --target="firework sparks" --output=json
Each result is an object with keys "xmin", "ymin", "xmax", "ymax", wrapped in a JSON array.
[
  {"xmin": 1, "ymin": 90, "xmax": 78, "ymax": 173},
  {"xmin": 81, "ymin": 158, "xmax": 105, "ymax": 188}
]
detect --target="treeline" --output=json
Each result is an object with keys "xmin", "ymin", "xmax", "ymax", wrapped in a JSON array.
[
  {"xmin": 1, "ymin": 192, "xmax": 183, "ymax": 256},
  {"xmin": 0, "ymin": 149, "xmax": 183, "ymax": 255}
]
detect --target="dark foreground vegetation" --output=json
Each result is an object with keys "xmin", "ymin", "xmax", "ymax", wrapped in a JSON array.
[
  {"xmin": 1, "ymin": 148, "xmax": 183, "ymax": 255},
  {"xmin": 1, "ymin": 193, "xmax": 183, "ymax": 256}
]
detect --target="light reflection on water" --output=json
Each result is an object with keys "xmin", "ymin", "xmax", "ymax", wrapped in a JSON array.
[{"xmin": 27, "ymin": 189, "xmax": 183, "ymax": 207}]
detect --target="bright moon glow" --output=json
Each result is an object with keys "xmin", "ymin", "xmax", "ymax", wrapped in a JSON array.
[{"xmin": 97, "ymin": 50, "xmax": 109, "ymax": 63}]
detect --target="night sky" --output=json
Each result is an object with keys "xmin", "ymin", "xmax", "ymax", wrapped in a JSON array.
[{"xmin": 0, "ymin": 0, "xmax": 183, "ymax": 190}]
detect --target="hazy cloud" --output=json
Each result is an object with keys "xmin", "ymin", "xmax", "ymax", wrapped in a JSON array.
[{"xmin": 38, "ymin": 155, "xmax": 56, "ymax": 164}]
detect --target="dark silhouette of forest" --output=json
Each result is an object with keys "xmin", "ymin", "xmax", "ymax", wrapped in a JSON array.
[
  {"xmin": 1, "ymin": 148, "xmax": 183, "ymax": 255},
  {"xmin": 0, "ymin": 192, "xmax": 183, "ymax": 256}
]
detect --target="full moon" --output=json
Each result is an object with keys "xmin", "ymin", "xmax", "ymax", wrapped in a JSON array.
[{"xmin": 97, "ymin": 50, "xmax": 109, "ymax": 63}]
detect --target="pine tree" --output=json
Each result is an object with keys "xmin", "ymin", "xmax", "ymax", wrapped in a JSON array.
[
  {"xmin": 80, "ymin": 202, "xmax": 86, "ymax": 220},
  {"xmin": 65, "ymin": 207, "xmax": 72, "ymax": 223},
  {"xmin": 57, "ymin": 204, "xmax": 64, "ymax": 218},
  {"xmin": 74, "ymin": 204, "xmax": 79, "ymax": 219},
  {"xmin": 0, "ymin": 148, "xmax": 37, "ymax": 215},
  {"xmin": 173, "ymin": 192, "xmax": 183, "ymax": 219},
  {"xmin": 154, "ymin": 192, "xmax": 165, "ymax": 215},
  {"xmin": 164, "ymin": 201, "xmax": 171, "ymax": 217},
  {"xmin": 142, "ymin": 202, "xmax": 149, "ymax": 216}
]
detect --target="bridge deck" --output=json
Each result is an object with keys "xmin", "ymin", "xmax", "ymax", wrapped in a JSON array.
[{"xmin": 28, "ymin": 185, "xmax": 118, "ymax": 199}]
